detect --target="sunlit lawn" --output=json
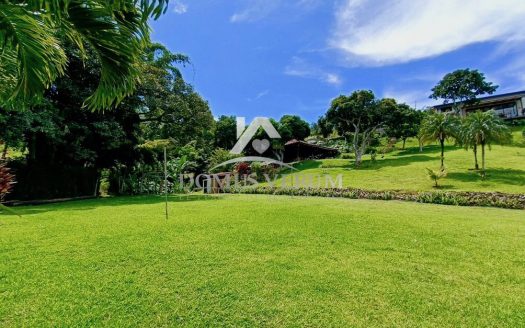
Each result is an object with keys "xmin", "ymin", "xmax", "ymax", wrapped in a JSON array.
[
  {"xmin": 1, "ymin": 195, "xmax": 524, "ymax": 326},
  {"xmin": 284, "ymin": 133, "xmax": 525, "ymax": 193}
]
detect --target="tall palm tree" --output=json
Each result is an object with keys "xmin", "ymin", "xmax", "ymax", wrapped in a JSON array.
[
  {"xmin": 0, "ymin": 0, "xmax": 168, "ymax": 110},
  {"xmin": 458, "ymin": 118, "xmax": 480, "ymax": 170},
  {"xmin": 419, "ymin": 111, "xmax": 460, "ymax": 170},
  {"xmin": 463, "ymin": 110, "xmax": 512, "ymax": 177}
]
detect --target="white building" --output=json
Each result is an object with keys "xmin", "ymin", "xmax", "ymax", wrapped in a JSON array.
[{"xmin": 434, "ymin": 90, "xmax": 525, "ymax": 120}]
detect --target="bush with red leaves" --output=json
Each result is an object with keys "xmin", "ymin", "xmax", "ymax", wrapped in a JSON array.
[
  {"xmin": 234, "ymin": 162, "xmax": 251, "ymax": 176},
  {"xmin": 0, "ymin": 162, "xmax": 15, "ymax": 202}
]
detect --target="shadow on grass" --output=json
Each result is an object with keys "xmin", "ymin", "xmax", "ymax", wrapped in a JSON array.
[
  {"xmin": 9, "ymin": 194, "xmax": 223, "ymax": 216},
  {"xmin": 393, "ymin": 145, "xmax": 458, "ymax": 157},
  {"xmin": 358, "ymin": 155, "xmax": 436, "ymax": 170},
  {"xmin": 292, "ymin": 160, "xmax": 323, "ymax": 170},
  {"xmin": 447, "ymin": 168, "xmax": 525, "ymax": 187}
]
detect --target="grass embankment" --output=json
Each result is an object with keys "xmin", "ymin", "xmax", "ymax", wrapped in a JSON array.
[
  {"xmin": 283, "ymin": 133, "xmax": 525, "ymax": 194},
  {"xmin": 1, "ymin": 195, "xmax": 524, "ymax": 326}
]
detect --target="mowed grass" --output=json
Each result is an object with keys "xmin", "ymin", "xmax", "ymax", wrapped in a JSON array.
[
  {"xmin": 1, "ymin": 195, "xmax": 524, "ymax": 326},
  {"xmin": 283, "ymin": 135, "xmax": 525, "ymax": 193}
]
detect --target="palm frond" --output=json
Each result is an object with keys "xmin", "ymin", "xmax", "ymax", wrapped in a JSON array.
[
  {"xmin": 0, "ymin": 3, "xmax": 67, "ymax": 105},
  {"xmin": 66, "ymin": 1, "xmax": 144, "ymax": 110},
  {"xmin": 104, "ymin": 0, "xmax": 169, "ymax": 19}
]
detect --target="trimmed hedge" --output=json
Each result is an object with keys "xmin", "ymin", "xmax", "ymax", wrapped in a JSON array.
[{"xmin": 229, "ymin": 186, "xmax": 525, "ymax": 210}]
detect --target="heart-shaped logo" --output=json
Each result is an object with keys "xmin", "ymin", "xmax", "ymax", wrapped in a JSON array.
[{"xmin": 252, "ymin": 139, "xmax": 270, "ymax": 154}]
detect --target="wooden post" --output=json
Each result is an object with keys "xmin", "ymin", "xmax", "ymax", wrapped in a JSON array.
[{"xmin": 164, "ymin": 147, "xmax": 168, "ymax": 220}]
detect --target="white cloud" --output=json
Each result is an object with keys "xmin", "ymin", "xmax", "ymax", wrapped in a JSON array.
[
  {"xmin": 285, "ymin": 57, "xmax": 343, "ymax": 86},
  {"xmin": 255, "ymin": 90, "xmax": 270, "ymax": 99},
  {"xmin": 172, "ymin": 1, "xmax": 188, "ymax": 14},
  {"xmin": 247, "ymin": 90, "xmax": 270, "ymax": 101},
  {"xmin": 331, "ymin": 0, "xmax": 525, "ymax": 65},
  {"xmin": 324, "ymin": 73, "xmax": 342, "ymax": 85},
  {"xmin": 230, "ymin": 1, "xmax": 279, "ymax": 23}
]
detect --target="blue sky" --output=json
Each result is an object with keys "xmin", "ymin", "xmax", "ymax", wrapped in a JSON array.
[{"xmin": 150, "ymin": 0, "xmax": 525, "ymax": 123}]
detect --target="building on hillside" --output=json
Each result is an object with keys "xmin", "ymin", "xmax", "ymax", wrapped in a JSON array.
[
  {"xmin": 433, "ymin": 90, "xmax": 525, "ymax": 120},
  {"xmin": 283, "ymin": 139, "xmax": 339, "ymax": 163}
]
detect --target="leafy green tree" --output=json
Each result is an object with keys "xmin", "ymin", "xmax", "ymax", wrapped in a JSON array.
[
  {"xmin": 419, "ymin": 112, "xmax": 460, "ymax": 170},
  {"xmin": 215, "ymin": 116, "xmax": 237, "ymax": 150},
  {"xmin": 324, "ymin": 90, "xmax": 389, "ymax": 167},
  {"xmin": 0, "ymin": 0, "xmax": 168, "ymax": 110},
  {"xmin": 463, "ymin": 111, "xmax": 512, "ymax": 177},
  {"xmin": 137, "ymin": 44, "xmax": 215, "ymax": 166},
  {"xmin": 0, "ymin": 107, "xmax": 30, "ymax": 158},
  {"xmin": 315, "ymin": 116, "xmax": 334, "ymax": 138},
  {"xmin": 430, "ymin": 69, "xmax": 498, "ymax": 113},
  {"xmin": 208, "ymin": 148, "xmax": 241, "ymax": 173},
  {"xmin": 0, "ymin": 102, "xmax": 62, "ymax": 160},
  {"xmin": 278, "ymin": 115, "xmax": 310, "ymax": 142},
  {"xmin": 384, "ymin": 103, "xmax": 423, "ymax": 149}
]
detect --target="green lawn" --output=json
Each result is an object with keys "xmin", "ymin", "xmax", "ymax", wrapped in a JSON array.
[
  {"xmin": 1, "ymin": 195, "xmax": 524, "ymax": 326},
  {"xmin": 282, "ymin": 136, "xmax": 525, "ymax": 194}
]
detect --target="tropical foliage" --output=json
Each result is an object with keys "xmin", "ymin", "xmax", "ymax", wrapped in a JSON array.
[
  {"xmin": 384, "ymin": 103, "xmax": 423, "ymax": 149},
  {"xmin": 0, "ymin": 161, "xmax": 14, "ymax": 201},
  {"xmin": 419, "ymin": 111, "xmax": 460, "ymax": 170},
  {"xmin": 0, "ymin": 161, "xmax": 18, "ymax": 215},
  {"xmin": 0, "ymin": 0, "xmax": 168, "ymax": 110},
  {"xmin": 425, "ymin": 168, "xmax": 447, "ymax": 188},
  {"xmin": 462, "ymin": 110, "xmax": 512, "ymax": 177},
  {"xmin": 430, "ymin": 69, "xmax": 498, "ymax": 112},
  {"xmin": 320, "ymin": 91, "xmax": 412, "ymax": 167},
  {"xmin": 322, "ymin": 90, "xmax": 382, "ymax": 166}
]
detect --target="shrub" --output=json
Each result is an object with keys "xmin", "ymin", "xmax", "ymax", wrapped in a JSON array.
[
  {"xmin": 426, "ymin": 168, "xmax": 447, "ymax": 188},
  {"xmin": 250, "ymin": 162, "xmax": 278, "ymax": 181},
  {"xmin": 0, "ymin": 161, "xmax": 19, "ymax": 215},
  {"xmin": 340, "ymin": 153, "xmax": 354, "ymax": 159},
  {"xmin": 234, "ymin": 162, "xmax": 250, "ymax": 175},
  {"xmin": 0, "ymin": 162, "xmax": 15, "ymax": 201},
  {"xmin": 250, "ymin": 162, "xmax": 263, "ymax": 179},
  {"xmin": 208, "ymin": 148, "xmax": 241, "ymax": 173},
  {"xmin": 228, "ymin": 186, "xmax": 525, "ymax": 210}
]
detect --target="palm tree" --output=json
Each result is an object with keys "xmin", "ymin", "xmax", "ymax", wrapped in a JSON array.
[
  {"xmin": 419, "ymin": 111, "xmax": 460, "ymax": 170},
  {"xmin": 463, "ymin": 110, "xmax": 512, "ymax": 177},
  {"xmin": 458, "ymin": 118, "xmax": 480, "ymax": 170},
  {"xmin": 0, "ymin": 0, "xmax": 168, "ymax": 110}
]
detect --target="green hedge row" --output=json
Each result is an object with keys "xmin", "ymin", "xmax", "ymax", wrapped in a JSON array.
[{"xmin": 229, "ymin": 186, "xmax": 525, "ymax": 210}]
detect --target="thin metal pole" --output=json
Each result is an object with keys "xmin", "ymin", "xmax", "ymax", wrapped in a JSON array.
[{"xmin": 164, "ymin": 146, "xmax": 168, "ymax": 220}]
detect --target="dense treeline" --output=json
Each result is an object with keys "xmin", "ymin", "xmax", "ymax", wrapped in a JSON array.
[
  {"xmin": 0, "ymin": 0, "xmax": 519, "ymax": 201},
  {"xmin": 0, "ymin": 38, "xmax": 313, "ymax": 199}
]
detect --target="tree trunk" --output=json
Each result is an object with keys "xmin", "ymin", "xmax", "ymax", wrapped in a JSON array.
[
  {"xmin": 473, "ymin": 144, "xmax": 479, "ymax": 170},
  {"xmin": 402, "ymin": 138, "xmax": 406, "ymax": 150},
  {"xmin": 481, "ymin": 141, "xmax": 486, "ymax": 178},
  {"xmin": 440, "ymin": 138, "xmax": 445, "ymax": 170},
  {"xmin": 352, "ymin": 125, "xmax": 361, "ymax": 167},
  {"xmin": 355, "ymin": 150, "xmax": 363, "ymax": 167},
  {"xmin": 1, "ymin": 143, "xmax": 7, "ymax": 160}
]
